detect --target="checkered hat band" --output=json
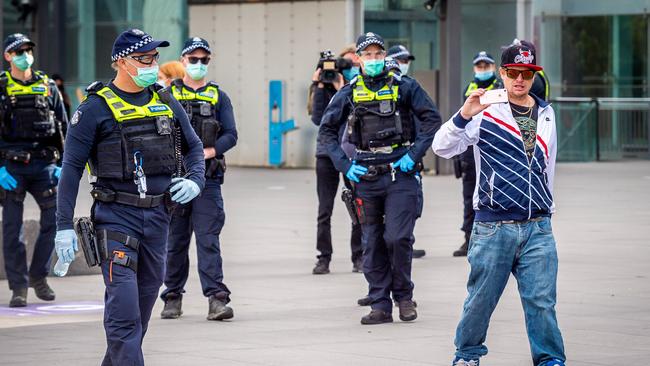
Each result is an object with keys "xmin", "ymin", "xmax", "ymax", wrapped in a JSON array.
[
  {"xmin": 111, "ymin": 36, "xmax": 154, "ymax": 61},
  {"xmin": 4, "ymin": 40, "xmax": 26, "ymax": 53},
  {"xmin": 389, "ymin": 50, "xmax": 409, "ymax": 59},
  {"xmin": 356, "ymin": 38, "xmax": 384, "ymax": 53},
  {"xmin": 474, "ymin": 56, "xmax": 494, "ymax": 64},
  {"xmin": 182, "ymin": 43, "xmax": 211, "ymax": 56}
]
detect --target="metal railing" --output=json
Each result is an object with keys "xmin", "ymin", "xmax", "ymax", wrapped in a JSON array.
[{"xmin": 551, "ymin": 97, "xmax": 650, "ymax": 161}]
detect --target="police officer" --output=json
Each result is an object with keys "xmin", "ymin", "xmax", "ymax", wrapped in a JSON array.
[
  {"xmin": 0, "ymin": 33, "xmax": 67, "ymax": 307},
  {"xmin": 319, "ymin": 32, "xmax": 441, "ymax": 324},
  {"xmin": 355, "ymin": 54, "xmax": 425, "ymax": 307},
  {"xmin": 310, "ymin": 44, "xmax": 363, "ymax": 275},
  {"xmin": 452, "ymin": 51, "xmax": 503, "ymax": 257},
  {"xmin": 54, "ymin": 29, "xmax": 205, "ymax": 365},
  {"xmin": 386, "ymin": 44, "xmax": 426, "ymax": 260},
  {"xmin": 159, "ymin": 37, "xmax": 237, "ymax": 321}
]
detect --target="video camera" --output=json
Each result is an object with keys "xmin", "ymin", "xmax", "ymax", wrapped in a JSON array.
[{"xmin": 317, "ymin": 50, "xmax": 353, "ymax": 84}]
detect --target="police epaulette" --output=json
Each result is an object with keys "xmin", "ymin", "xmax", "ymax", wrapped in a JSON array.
[
  {"xmin": 206, "ymin": 81, "xmax": 219, "ymax": 89},
  {"xmin": 85, "ymin": 81, "xmax": 104, "ymax": 94}
]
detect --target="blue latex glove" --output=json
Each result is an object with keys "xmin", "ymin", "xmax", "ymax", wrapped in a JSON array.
[
  {"xmin": 54, "ymin": 166, "xmax": 62, "ymax": 179},
  {"xmin": 170, "ymin": 177, "xmax": 201, "ymax": 204},
  {"xmin": 392, "ymin": 153, "xmax": 415, "ymax": 173},
  {"xmin": 0, "ymin": 166, "xmax": 17, "ymax": 191},
  {"xmin": 345, "ymin": 162, "xmax": 368, "ymax": 183},
  {"xmin": 55, "ymin": 229, "xmax": 78, "ymax": 264}
]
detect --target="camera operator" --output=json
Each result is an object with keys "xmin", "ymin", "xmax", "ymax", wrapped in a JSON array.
[{"xmin": 309, "ymin": 45, "xmax": 363, "ymax": 275}]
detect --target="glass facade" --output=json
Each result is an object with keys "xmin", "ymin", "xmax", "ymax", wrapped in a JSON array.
[
  {"xmin": 364, "ymin": 1, "xmax": 439, "ymax": 74},
  {"xmin": 2, "ymin": 0, "xmax": 186, "ymax": 110}
]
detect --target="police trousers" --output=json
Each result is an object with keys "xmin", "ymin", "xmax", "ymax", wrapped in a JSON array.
[
  {"xmin": 1, "ymin": 159, "xmax": 57, "ymax": 290},
  {"xmin": 94, "ymin": 201, "xmax": 169, "ymax": 366},
  {"xmin": 354, "ymin": 170, "xmax": 419, "ymax": 313}
]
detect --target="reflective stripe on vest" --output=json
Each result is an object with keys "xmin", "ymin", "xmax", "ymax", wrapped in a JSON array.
[
  {"xmin": 96, "ymin": 86, "xmax": 173, "ymax": 122},
  {"xmin": 352, "ymin": 74, "xmax": 398, "ymax": 103},
  {"xmin": 465, "ymin": 78, "xmax": 499, "ymax": 97},
  {"xmin": 4, "ymin": 71, "xmax": 49, "ymax": 97},
  {"xmin": 171, "ymin": 85, "xmax": 219, "ymax": 105}
]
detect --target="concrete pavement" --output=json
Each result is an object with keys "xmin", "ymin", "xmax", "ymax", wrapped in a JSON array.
[{"xmin": 0, "ymin": 161, "xmax": 649, "ymax": 365}]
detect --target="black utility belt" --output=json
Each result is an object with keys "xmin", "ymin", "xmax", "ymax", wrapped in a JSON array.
[
  {"xmin": 360, "ymin": 161, "xmax": 423, "ymax": 181},
  {"xmin": 90, "ymin": 187, "xmax": 165, "ymax": 208},
  {"xmin": 0, "ymin": 148, "xmax": 60, "ymax": 164}
]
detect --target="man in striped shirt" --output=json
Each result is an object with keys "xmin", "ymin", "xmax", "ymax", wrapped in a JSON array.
[{"xmin": 432, "ymin": 40, "xmax": 565, "ymax": 366}]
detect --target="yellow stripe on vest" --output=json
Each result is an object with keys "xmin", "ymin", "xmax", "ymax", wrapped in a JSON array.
[
  {"xmin": 353, "ymin": 74, "xmax": 398, "ymax": 103},
  {"xmin": 171, "ymin": 85, "xmax": 219, "ymax": 105},
  {"xmin": 96, "ymin": 86, "xmax": 173, "ymax": 122},
  {"xmin": 4, "ymin": 71, "xmax": 49, "ymax": 97}
]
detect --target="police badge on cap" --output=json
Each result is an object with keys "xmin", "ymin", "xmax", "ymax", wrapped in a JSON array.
[
  {"xmin": 111, "ymin": 29, "xmax": 170, "ymax": 62},
  {"xmin": 356, "ymin": 32, "xmax": 385, "ymax": 53},
  {"xmin": 181, "ymin": 37, "xmax": 212, "ymax": 56}
]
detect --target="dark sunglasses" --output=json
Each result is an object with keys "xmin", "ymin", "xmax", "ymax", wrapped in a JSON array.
[
  {"xmin": 14, "ymin": 48, "xmax": 33, "ymax": 56},
  {"xmin": 503, "ymin": 68, "xmax": 535, "ymax": 80},
  {"xmin": 126, "ymin": 52, "xmax": 160, "ymax": 65},
  {"xmin": 188, "ymin": 56, "xmax": 210, "ymax": 65}
]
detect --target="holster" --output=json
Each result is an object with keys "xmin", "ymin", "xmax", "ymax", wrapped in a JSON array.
[
  {"xmin": 97, "ymin": 229, "xmax": 140, "ymax": 272},
  {"xmin": 341, "ymin": 188, "xmax": 359, "ymax": 225},
  {"xmin": 74, "ymin": 217, "xmax": 104, "ymax": 268},
  {"xmin": 206, "ymin": 157, "xmax": 226, "ymax": 179},
  {"xmin": 353, "ymin": 197, "xmax": 383, "ymax": 225}
]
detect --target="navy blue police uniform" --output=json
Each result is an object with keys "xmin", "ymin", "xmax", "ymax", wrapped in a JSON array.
[
  {"xmin": 55, "ymin": 29, "xmax": 205, "ymax": 365},
  {"xmin": 0, "ymin": 33, "xmax": 68, "ymax": 303},
  {"xmin": 319, "ymin": 33, "xmax": 441, "ymax": 321},
  {"xmin": 160, "ymin": 37, "xmax": 238, "ymax": 313}
]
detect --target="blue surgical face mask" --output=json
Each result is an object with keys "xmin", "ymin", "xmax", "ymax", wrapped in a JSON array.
[
  {"xmin": 12, "ymin": 53, "xmax": 34, "ymax": 71},
  {"xmin": 399, "ymin": 62, "xmax": 410, "ymax": 75},
  {"xmin": 125, "ymin": 60, "xmax": 159, "ymax": 88},
  {"xmin": 186, "ymin": 62, "xmax": 208, "ymax": 80},
  {"xmin": 475, "ymin": 70, "xmax": 494, "ymax": 81},
  {"xmin": 342, "ymin": 66, "xmax": 360, "ymax": 81},
  {"xmin": 363, "ymin": 59, "xmax": 385, "ymax": 77}
]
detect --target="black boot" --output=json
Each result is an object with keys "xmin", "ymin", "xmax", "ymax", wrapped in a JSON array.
[
  {"xmin": 29, "ymin": 276, "xmax": 55, "ymax": 301},
  {"xmin": 207, "ymin": 295, "xmax": 234, "ymax": 321},
  {"xmin": 312, "ymin": 258, "xmax": 330, "ymax": 275},
  {"xmin": 161, "ymin": 293, "xmax": 183, "ymax": 319},
  {"xmin": 357, "ymin": 296, "xmax": 372, "ymax": 306},
  {"xmin": 397, "ymin": 300, "xmax": 418, "ymax": 321},
  {"xmin": 360, "ymin": 309, "xmax": 393, "ymax": 325},
  {"xmin": 9, "ymin": 288, "xmax": 27, "ymax": 308},
  {"xmin": 453, "ymin": 233, "xmax": 470, "ymax": 257},
  {"xmin": 412, "ymin": 249, "xmax": 426, "ymax": 258}
]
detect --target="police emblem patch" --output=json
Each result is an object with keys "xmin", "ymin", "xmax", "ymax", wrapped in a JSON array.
[{"xmin": 71, "ymin": 110, "xmax": 82, "ymax": 126}]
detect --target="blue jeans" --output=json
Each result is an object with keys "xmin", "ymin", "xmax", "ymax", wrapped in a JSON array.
[{"xmin": 454, "ymin": 217, "xmax": 566, "ymax": 365}]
